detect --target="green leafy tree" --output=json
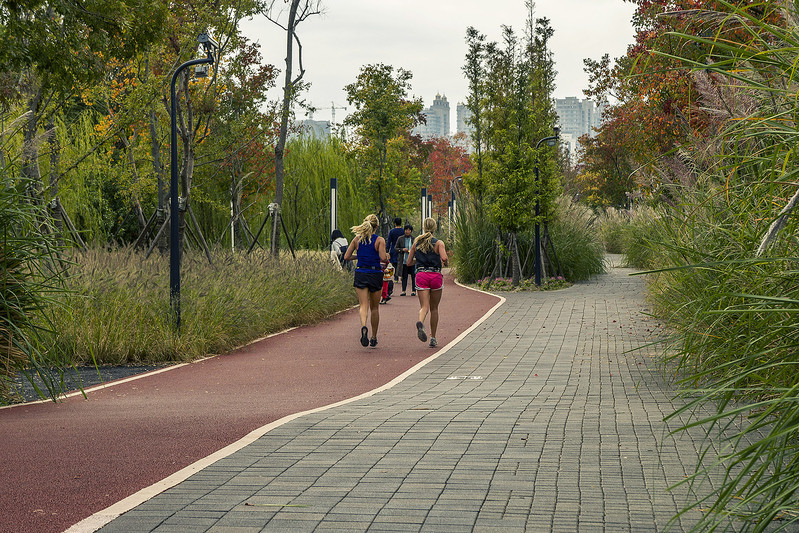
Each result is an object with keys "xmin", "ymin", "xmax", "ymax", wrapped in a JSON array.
[
  {"xmin": 473, "ymin": 10, "xmax": 560, "ymax": 285},
  {"xmin": 0, "ymin": 0, "xmax": 167, "ymax": 193},
  {"xmin": 463, "ymin": 26, "xmax": 487, "ymax": 207},
  {"xmin": 344, "ymin": 63, "xmax": 423, "ymax": 233}
]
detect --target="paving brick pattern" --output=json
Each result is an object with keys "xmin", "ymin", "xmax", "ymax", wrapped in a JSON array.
[{"xmin": 99, "ymin": 258, "xmax": 774, "ymax": 532}]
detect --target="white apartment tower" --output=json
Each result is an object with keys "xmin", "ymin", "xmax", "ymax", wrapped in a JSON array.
[
  {"xmin": 414, "ymin": 93, "xmax": 450, "ymax": 139},
  {"xmin": 555, "ymin": 97, "xmax": 604, "ymax": 138},
  {"xmin": 456, "ymin": 103, "xmax": 473, "ymax": 136},
  {"xmin": 554, "ymin": 97, "xmax": 605, "ymax": 159}
]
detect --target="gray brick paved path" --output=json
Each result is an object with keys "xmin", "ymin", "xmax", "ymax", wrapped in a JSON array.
[{"xmin": 95, "ymin": 257, "xmax": 753, "ymax": 532}]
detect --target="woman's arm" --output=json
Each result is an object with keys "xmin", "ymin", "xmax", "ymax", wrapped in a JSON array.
[
  {"xmin": 437, "ymin": 240, "xmax": 449, "ymax": 266},
  {"xmin": 376, "ymin": 237, "xmax": 388, "ymax": 263},
  {"xmin": 343, "ymin": 237, "xmax": 359, "ymax": 261},
  {"xmin": 406, "ymin": 243, "xmax": 417, "ymax": 266}
]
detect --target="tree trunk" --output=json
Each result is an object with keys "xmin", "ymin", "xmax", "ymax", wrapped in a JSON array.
[
  {"xmin": 511, "ymin": 231, "xmax": 521, "ymax": 286},
  {"xmin": 21, "ymin": 87, "xmax": 43, "ymax": 189},
  {"xmin": 150, "ymin": 104, "xmax": 168, "ymax": 252},
  {"xmin": 271, "ymin": 0, "xmax": 303, "ymax": 258},
  {"xmin": 377, "ymin": 146, "xmax": 389, "ymax": 236},
  {"xmin": 46, "ymin": 117, "xmax": 63, "ymax": 236},
  {"xmin": 122, "ymin": 131, "xmax": 147, "ymax": 231}
]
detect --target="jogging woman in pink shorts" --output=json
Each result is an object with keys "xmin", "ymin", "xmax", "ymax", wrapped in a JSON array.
[{"xmin": 406, "ymin": 217, "xmax": 448, "ymax": 348}]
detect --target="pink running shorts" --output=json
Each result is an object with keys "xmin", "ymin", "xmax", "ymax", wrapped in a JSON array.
[{"xmin": 415, "ymin": 271, "xmax": 443, "ymax": 291}]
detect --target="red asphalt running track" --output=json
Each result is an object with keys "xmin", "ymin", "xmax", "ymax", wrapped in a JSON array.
[{"xmin": 0, "ymin": 274, "xmax": 499, "ymax": 533}]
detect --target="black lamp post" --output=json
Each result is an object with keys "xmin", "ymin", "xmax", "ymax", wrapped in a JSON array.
[
  {"xmin": 170, "ymin": 32, "xmax": 218, "ymax": 330},
  {"xmin": 534, "ymin": 126, "xmax": 560, "ymax": 287}
]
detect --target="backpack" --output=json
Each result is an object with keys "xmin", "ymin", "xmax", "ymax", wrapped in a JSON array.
[{"xmin": 338, "ymin": 243, "xmax": 353, "ymax": 271}]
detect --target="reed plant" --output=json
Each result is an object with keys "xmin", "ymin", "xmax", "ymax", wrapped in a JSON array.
[
  {"xmin": 621, "ymin": 205, "xmax": 662, "ymax": 270},
  {"xmin": 597, "ymin": 207, "xmax": 628, "ymax": 254},
  {"xmin": 0, "ymin": 177, "xmax": 70, "ymax": 403},
  {"xmin": 42, "ymin": 247, "xmax": 356, "ymax": 366},
  {"xmin": 643, "ymin": 181, "xmax": 799, "ymax": 531},
  {"xmin": 640, "ymin": 3, "xmax": 799, "ymax": 528}
]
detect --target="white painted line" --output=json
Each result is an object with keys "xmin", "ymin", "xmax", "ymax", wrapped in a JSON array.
[{"xmin": 65, "ymin": 288, "xmax": 505, "ymax": 533}]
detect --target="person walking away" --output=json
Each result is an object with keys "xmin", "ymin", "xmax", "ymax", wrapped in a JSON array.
[
  {"xmin": 406, "ymin": 217, "xmax": 448, "ymax": 348},
  {"xmin": 396, "ymin": 224, "xmax": 417, "ymax": 296},
  {"xmin": 343, "ymin": 214, "xmax": 387, "ymax": 347},
  {"xmin": 380, "ymin": 263, "xmax": 394, "ymax": 304},
  {"xmin": 386, "ymin": 217, "xmax": 404, "ymax": 296},
  {"xmin": 330, "ymin": 229, "xmax": 350, "ymax": 271}
]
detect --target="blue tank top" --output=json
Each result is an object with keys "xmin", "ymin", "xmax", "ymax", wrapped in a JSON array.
[{"xmin": 356, "ymin": 234, "xmax": 381, "ymax": 272}]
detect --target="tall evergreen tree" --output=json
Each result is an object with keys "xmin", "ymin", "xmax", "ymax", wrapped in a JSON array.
[{"xmin": 344, "ymin": 64, "xmax": 423, "ymax": 233}]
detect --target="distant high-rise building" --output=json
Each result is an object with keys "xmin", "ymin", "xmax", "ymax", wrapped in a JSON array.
[
  {"xmin": 414, "ymin": 93, "xmax": 450, "ymax": 139},
  {"xmin": 300, "ymin": 119, "xmax": 331, "ymax": 137},
  {"xmin": 456, "ymin": 103, "xmax": 473, "ymax": 136},
  {"xmin": 554, "ymin": 97, "xmax": 605, "ymax": 160},
  {"xmin": 455, "ymin": 103, "xmax": 475, "ymax": 153}
]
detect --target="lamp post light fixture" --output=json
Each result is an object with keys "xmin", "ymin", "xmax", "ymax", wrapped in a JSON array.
[
  {"xmin": 534, "ymin": 126, "xmax": 560, "ymax": 287},
  {"xmin": 420, "ymin": 187, "xmax": 427, "ymax": 228},
  {"xmin": 170, "ymin": 32, "xmax": 218, "ymax": 331}
]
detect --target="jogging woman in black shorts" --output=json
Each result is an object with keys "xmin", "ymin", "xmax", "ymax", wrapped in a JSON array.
[{"xmin": 343, "ymin": 214, "xmax": 388, "ymax": 347}]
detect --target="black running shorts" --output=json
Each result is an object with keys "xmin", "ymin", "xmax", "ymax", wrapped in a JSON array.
[{"xmin": 353, "ymin": 271, "xmax": 383, "ymax": 292}]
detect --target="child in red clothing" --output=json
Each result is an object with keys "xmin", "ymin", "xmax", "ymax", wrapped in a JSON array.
[{"xmin": 380, "ymin": 263, "xmax": 394, "ymax": 304}]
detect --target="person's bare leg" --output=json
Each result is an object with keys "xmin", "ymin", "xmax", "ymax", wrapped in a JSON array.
[
  {"xmin": 356, "ymin": 287, "xmax": 370, "ymax": 327},
  {"xmin": 417, "ymin": 290, "xmax": 430, "ymax": 324},
  {"xmin": 429, "ymin": 288, "xmax": 442, "ymax": 338},
  {"xmin": 369, "ymin": 290, "xmax": 381, "ymax": 336}
]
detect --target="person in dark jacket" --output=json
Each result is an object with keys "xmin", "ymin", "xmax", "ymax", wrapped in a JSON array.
[
  {"xmin": 395, "ymin": 224, "xmax": 416, "ymax": 295},
  {"xmin": 386, "ymin": 217, "xmax": 404, "ymax": 295},
  {"xmin": 406, "ymin": 217, "xmax": 448, "ymax": 348},
  {"xmin": 343, "ymin": 214, "xmax": 387, "ymax": 347}
]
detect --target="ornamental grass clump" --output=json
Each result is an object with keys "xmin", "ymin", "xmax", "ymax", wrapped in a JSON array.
[
  {"xmin": 641, "ymin": 2, "xmax": 799, "ymax": 524},
  {"xmin": 452, "ymin": 196, "xmax": 604, "ymax": 284},
  {"xmin": 43, "ymin": 247, "xmax": 356, "ymax": 365},
  {"xmin": 546, "ymin": 197, "xmax": 605, "ymax": 281},
  {"xmin": 597, "ymin": 207, "xmax": 628, "ymax": 254},
  {"xmin": 621, "ymin": 205, "xmax": 662, "ymax": 270},
  {"xmin": 0, "ymin": 178, "xmax": 68, "ymax": 403}
]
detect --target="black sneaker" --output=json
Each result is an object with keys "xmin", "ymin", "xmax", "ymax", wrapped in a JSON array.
[
  {"xmin": 370, "ymin": 337, "xmax": 378, "ymax": 347},
  {"xmin": 360, "ymin": 326, "xmax": 369, "ymax": 347},
  {"xmin": 416, "ymin": 321, "xmax": 427, "ymax": 342}
]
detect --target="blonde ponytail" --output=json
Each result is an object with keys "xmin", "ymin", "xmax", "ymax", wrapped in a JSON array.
[
  {"xmin": 414, "ymin": 217, "xmax": 437, "ymax": 253},
  {"xmin": 351, "ymin": 213, "xmax": 379, "ymax": 243}
]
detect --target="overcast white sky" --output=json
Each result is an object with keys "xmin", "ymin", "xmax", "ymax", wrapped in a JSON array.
[{"xmin": 240, "ymin": 1, "xmax": 636, "ymax": 131}]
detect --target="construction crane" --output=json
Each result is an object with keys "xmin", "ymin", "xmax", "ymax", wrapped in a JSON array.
[{"xmin": 308, "ymin": 102, "xmax": 347, "ymax": 135}]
